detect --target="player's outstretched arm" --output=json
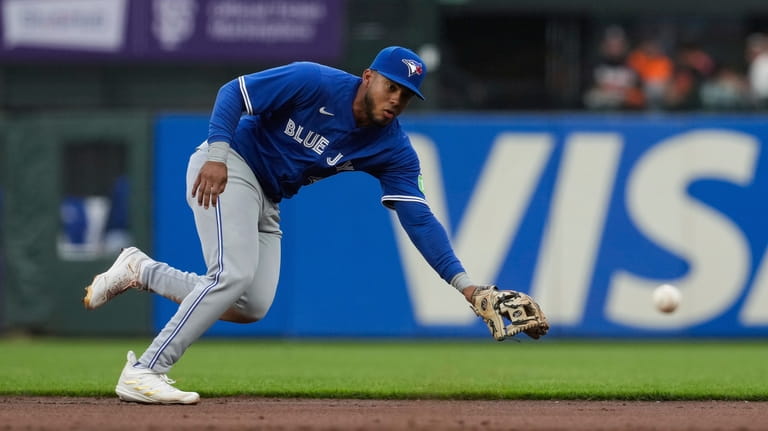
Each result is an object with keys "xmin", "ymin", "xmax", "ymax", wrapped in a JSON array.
[
  {"xmin": 392, "ymin": 201, "xmax": 549, "ymax": 341},
  {"xmin": 391, "ymin": 200, "xmax": 466, "ymax": 284}
]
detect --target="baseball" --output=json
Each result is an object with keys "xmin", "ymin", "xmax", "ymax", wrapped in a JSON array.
[{"xmin": 652, "ymin": 284, "xmax": 681, "ymax": 313}]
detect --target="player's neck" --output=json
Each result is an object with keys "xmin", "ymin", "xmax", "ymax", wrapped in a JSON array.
[{"xmin": 351, "ymin": 86, "xmax": 370, "ymax": 128}]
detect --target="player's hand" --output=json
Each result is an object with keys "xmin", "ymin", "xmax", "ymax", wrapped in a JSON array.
[
  {"xmin": 462, "ymin": 286, "xmax": 479, "ymax": 303},
  {"xmin": 192, "ymin": 161, "xmax": 228, "ymax": 209}
]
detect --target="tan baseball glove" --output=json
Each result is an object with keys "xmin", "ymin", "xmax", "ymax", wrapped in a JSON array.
[{"xmin": 469, "ymin": 285, "xmax": 549, "ymax": 341}]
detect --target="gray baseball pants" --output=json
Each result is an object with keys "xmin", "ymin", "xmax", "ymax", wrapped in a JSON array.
[{"xmin": 137, "ymin": 142, "xmax": 282, "ymax": 373}]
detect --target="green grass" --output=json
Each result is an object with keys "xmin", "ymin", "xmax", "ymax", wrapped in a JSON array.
[{"xmin": 0, "ymin": 338, "xmax": 766, "ymax": 400}]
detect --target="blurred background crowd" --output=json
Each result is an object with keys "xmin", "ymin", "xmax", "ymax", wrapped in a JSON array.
[
  {"xmin": 583, "ymin": 25, "xmax": 768, "ymax": 112},
  {"xmin": 3, "ymin": 0, "xmax": 768, "ymax": 114},
  {"xmin": 431, "ymin": 3, "xmax": 768, "ymax": 112}
]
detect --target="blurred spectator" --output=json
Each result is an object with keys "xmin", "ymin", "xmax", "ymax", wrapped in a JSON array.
[
  {"xmin": 746, "ymin": 32, "xmax": 768, "ymax": 109},
  {"xmin": 583, "ymin": 26, "xmax": 644, "ymax": 110},
  {"xmin": 665, "ymin": 42, "xmax": 714, "ymax": 110},
  {"xmin": 628, "ymin": 39, "xmax": 674, "ymax": 110},
  {"xmin": 700, "ymin": 64, "xmax": 750, "ymax": 110}
]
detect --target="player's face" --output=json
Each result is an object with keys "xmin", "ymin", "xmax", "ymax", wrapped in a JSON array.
[{"xmin": 362, "ymin": 71, "xmax": 415, "ymax": 127}]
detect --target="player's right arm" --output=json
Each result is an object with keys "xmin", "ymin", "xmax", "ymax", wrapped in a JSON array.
[
  {"xmin": 207, "ymin": 62, "xmax": 321, "ymax": 146},
  {"xmin": 193, "ymin": 81, "xmax": 242, "ymax": 209},
  {"xmin": 197, "ymin": 63, "xmax": 320, "ymax": 208},
  {"xmin": 191, "ymin": 157, "xmax": 227, "ymax": 209}
]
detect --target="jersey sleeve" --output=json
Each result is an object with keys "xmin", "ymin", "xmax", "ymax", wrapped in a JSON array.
[
  {"xmin": 372, "ymin": 132, "xmax": 465, "ymax": 283},
  {"xmin": 207, "ymin": 62, "xmax": 321, "ymax": 145},
  {"xmin": 375, "ymin": 136, "xmax": 428, "ymax": 209},
  {"xmin": 392, "ymin": 200, "xmax": 466, "ymax": 283},
  {"xmin": 237, "ymin": 62, "xmax": 321, "ymax": 115}
]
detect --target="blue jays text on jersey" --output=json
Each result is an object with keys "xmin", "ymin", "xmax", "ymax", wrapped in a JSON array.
[{"xmin": 206, "ymin": 61, "xmax": 466, "ymax": 284}]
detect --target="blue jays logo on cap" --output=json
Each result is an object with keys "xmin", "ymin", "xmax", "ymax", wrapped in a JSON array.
[
  {"xmin": 402, "ymin": 59, "xmax": 423, "ymax": 77},
  {"xmin": 369, "ymin": 46, "xmax": 427, "ymax": 100}
]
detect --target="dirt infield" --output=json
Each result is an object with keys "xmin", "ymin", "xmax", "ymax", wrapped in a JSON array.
[{"xmin": 1, "ymin": 397, "xmax": 766, "ymax": 430}]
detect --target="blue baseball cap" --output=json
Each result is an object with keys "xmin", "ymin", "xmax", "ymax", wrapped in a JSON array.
[{"xmin": 369, "ymin": 46, "xmax": 426, "ymax": 100}]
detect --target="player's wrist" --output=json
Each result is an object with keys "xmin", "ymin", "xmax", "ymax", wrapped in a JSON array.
[
  {"xmin": 450, "ymin": 272, "xmax": 474, "ymax": 292},
  {"xmin": 207, "ymin": 141, "xmax": 230, "ymax": 163}
]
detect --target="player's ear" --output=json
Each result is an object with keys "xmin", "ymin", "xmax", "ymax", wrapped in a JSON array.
[{"xmin": 362, "ymin": 69, "xmax": 374, "ymax": 85}]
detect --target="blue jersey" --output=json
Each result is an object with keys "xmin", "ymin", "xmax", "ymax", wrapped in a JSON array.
[
  {"xmin": 209, "ymin": 62, "xmax": 424, "ymax": 206},
  {"xmin": 207, "ymin": 62, "xmax": 465, "ymax": 284}
]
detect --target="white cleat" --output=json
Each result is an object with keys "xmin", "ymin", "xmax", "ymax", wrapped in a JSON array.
[
  {"xmin": 115, "ymin": 351, "xmax": 200, "ymax": 405},
  {"xmin": 83, "ymin": 247, "xmax": 149, "ymax": 310}
]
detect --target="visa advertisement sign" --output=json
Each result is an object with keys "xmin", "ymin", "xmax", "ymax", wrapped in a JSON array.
[{"xmin": 153, "ymin": 114, "xmax": 768, "ymax": 338}]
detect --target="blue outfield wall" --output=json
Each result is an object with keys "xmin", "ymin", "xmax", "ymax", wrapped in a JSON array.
[{"xmin": 153, "ymin": 114, "xmax": 768, "ymax": 338}]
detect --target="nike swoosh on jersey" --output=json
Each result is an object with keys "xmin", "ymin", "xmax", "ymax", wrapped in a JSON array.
[{"xmin": 319, "ymin": 106, "xmax": 335, "ymax": 116}]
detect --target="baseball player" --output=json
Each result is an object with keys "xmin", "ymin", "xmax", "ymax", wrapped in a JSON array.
[{"xmin": 83, "ymin": 46, "xmax": 548, "ymax": 404}]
